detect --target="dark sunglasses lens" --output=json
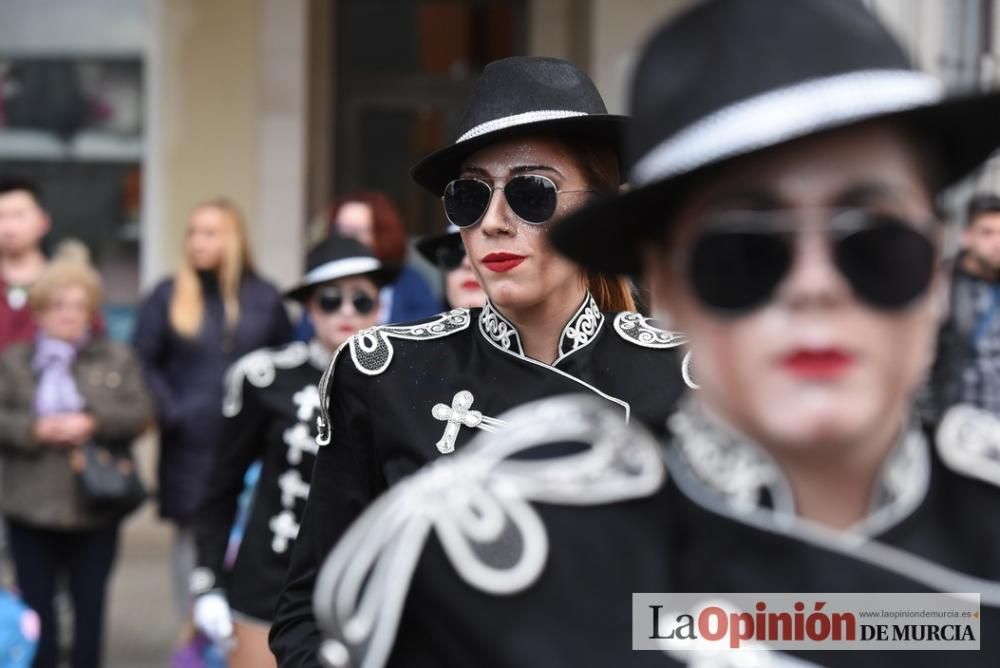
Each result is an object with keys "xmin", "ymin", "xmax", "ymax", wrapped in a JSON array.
[
  {"xmin": 443, "ymin": 180, "xmax": 492, "ymax": 228},
  {"xmin": 435, "ymin": 245, "xmax": 466, "ymax": 270},
  {"xmin": 689, "ymin": 231, "xmax": 793, "ymax": 312},
  {"xmin": 835, "ymin": 219, "xmax": 935, "ymax": 309},
  {"xmin": 352, "ymin": 293, "xmax": 376, "ymax": 315},
  {"xmin": 504, "ymin": 175, "xmax": 558, "ymax": 224},
  {"xmin": 317, "ymin": 290, "xmax": 343, "ymax": 314}
]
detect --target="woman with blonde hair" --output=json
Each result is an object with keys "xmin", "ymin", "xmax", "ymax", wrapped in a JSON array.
[
  {"xmin": 0, "ymin": 241, "xmax": 153, "ymax": 668},
  {"xmin": 133, "ymin": 198, "xmax": 291, "ymax": 620}
]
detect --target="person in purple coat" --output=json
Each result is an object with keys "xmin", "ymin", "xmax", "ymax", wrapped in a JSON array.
[{"xmin": 132, "ymin": 198, "xmax": 292, "ymax": 620}]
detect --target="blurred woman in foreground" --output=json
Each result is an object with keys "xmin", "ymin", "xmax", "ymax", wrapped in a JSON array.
[{"xmin": 312, "ymin": 2, "xmax": 1000, "ymax": 666}]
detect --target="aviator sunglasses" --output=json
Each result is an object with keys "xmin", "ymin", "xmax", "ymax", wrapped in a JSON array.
[
  {"xmin": 315, "ymin": 286, "xmax": 377, "ymax": 315},
  {"xmin": 442, "ymin": 174, "xmax": 593, "ymax": 228},
  {"xmin": 678, "ymin": 209, "xmax": 937, "ymax": 315}
]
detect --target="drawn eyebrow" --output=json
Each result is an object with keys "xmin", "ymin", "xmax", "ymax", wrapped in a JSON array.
[
  {"xmin": 459, "ymin": 164, "xmax": 564, "ymax": 180},
  {"xmin": 460, "ymin": 166, "xmax": 491, "ymax": 177},
  {"xmin": 834, "ymin": 182, "xmax": 908, "ymax": 208},
  {"xmin": 511, "ymin": 165, "xmax": 563, "ymax": 177}
]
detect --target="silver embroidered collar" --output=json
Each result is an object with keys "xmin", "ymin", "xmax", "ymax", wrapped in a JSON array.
[
  {"xmin": 667, "ymin": 398, "xmax": 930, "ymax": 535},
  {"xmin": 478, "ymin": 292, "xmax": 605, "ymax": 362}
]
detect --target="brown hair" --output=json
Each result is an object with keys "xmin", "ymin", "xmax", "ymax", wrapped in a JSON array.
[
  {"xmin": 170, "ymin": 198, "xmax": 256, "ymax": 338},
  {"xmin": 563, "ymin": 139, "xmax": 637, "ymax": 312},
  {"xmin": 328, "ymin": 191, "xmax": 408, "ymax": 265},
  {"xmin": 29, "ymin": 239, "xmax": 102, "ymax": 316}
]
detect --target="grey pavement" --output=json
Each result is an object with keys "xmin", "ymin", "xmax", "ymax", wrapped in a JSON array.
[
  {"xmin": 104, "ymin": 435, "xmax": 179, "ymax": 668},
  {"xmin": 105, "ymin": 502, "xmax": 179, "ymax": 668}
]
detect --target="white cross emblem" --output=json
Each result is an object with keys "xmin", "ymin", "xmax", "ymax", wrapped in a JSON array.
[
  {"xmin": 293, "ymin": 385, "xmax": 322, "ymax": 422},
  {"xmin": 269, "ymin": 509, "xmax": 300, "ymax": 553},
  {"xmin": 277, "ymin": 468, "xmax": 311, "ymax": 508},
  {"xmin": 431, "ymin": 390, "xmax": 505, "ymax": 454},
  {"xmin": 283, "ymin": 422, "xmax": 319, "ymax": 466}
]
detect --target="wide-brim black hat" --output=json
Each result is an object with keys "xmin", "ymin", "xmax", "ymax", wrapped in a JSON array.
[
  {"xmin": 285, "ymin": 235, "xmax": 395, "ymax": 302},
  {"xmin": 411, "ymin": 56, "xmax": 628, "ymax": 196},
  {"xmin": 551, "ymin": 0, "xmax": 1000, "ymax": 275},
  {"xmin": 416, "ymin": 224, "xmax": 463, "ymax": 265}
]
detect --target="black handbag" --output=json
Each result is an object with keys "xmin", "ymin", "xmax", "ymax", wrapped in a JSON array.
[{"xmin": 72, "ymin": 442, "xmax": 147, "ymax": 517}]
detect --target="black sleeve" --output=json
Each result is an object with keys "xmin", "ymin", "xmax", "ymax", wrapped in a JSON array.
[
  {"xmin": 269, "ymin": 353, "xmax": 384, "ymax": 667},
  {"xmin": 132, "ymin": 281, "xmax": 184, "ymax": 428},
  {"xmin": 192, "ymin": 361, "xmax": 268, "ymax": 591}
]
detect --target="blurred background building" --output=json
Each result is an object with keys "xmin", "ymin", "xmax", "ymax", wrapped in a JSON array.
[{"xmin": 1, "ymin": 0, "xmax": 999, "ymax": 334}]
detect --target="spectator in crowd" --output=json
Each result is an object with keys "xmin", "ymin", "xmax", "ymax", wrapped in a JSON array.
[
  {"xmin": 327, "ymin": 191, "xmax": 442, "ymax": 323},
  {"xmin": 190, "ymin": 236, "xmax": 388, "ymax": 668},
  {"xmin": 0, "ymin": 241, "xmax": 153, "ymax": 668},
  {"xmin": 132, "ymin": 198, "xmax": 292, "ymax": 621},
  {"xmin": 929, "ymin": 193, "xmax": 1000, "ymax": 417},
  {"xmin": 0, "ymin": 178, "xmax": 52, "ymax": 353},
  {"xmin": 415, "ymin": 225, "xmax": 486, "ymax": 309}
]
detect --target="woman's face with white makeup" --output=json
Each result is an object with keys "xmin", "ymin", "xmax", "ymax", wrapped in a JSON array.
[
  {"xmin": 457, "ymin": 136, "xmax": 590, "ymax": 312},
  {"xmin": 307, "ymin": 275, "xmax": 381, "ymax": 351},
  {"xmin": 648, "ymin": 124, "xmax": 942, "ymax": 453}
]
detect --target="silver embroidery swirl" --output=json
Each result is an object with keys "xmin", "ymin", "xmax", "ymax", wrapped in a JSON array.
[
  {"xmin": 937, "ymin": 404, "xmax": 1000, "ymax": 487},
  {"xmin": 559, "ymin": 294, "xmax": 604, "ymax": 357},
  {"xmin": 479, "ymin": 300, "xmax": 520, "ymax": 353},
  {"xmin": 670, "ymin": 398, "xmax": 930, "ymax": 534},
  {"xmin": 668, "ymin": 400, "xmax": 787, "ymax": 515},
  {"xmin": 348, "ymin": 309, "xmax": 471, "ymax": 376},
  {"xmin": 613, "ymin": 312, "xmax": 687, "ymax": 349},
  {"xmin": 313, "ymin": 395, "xmax": 665, "ymax": 668},
  {"xmin": 222, "ymin": 342, "xmax": 311, "ymax": 417}
]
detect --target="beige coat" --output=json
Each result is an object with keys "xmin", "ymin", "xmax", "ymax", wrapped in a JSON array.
[{"xmin": 0, "ymin": 338, "xmax": 154, "ymax": 529}]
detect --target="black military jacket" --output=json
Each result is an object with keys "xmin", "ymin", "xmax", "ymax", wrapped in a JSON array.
[
  {"xmin": 191, "ymin": 340, "xmax": 329, "ymax": 621},
  {"xmin": 270, "ymin": 295, "xmax": 689, "ymax": 664},
  {"xmin": 309, "ymin": 398, "xmax": 1000, "ymax": 668}
]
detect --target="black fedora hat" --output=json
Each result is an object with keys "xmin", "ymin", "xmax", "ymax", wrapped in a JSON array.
[
  {"xmin": 416, "ymin": 224, "xmax": 462, "ymax": 266},
  {"xmin": 285, "ymin": 235, "xmax": 395, "ymax": 302},
  {"xmin": 551, "ymin": 0, "xmax": 1000, "ymax": 275},
  {"xmin": 411, "ymin": 56, "xmax": 628, "ymax": 196}
]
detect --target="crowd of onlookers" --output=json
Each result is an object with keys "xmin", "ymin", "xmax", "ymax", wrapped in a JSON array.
[
  {"xmin": 0, "ymin": 176, "xmax": 482, "ymax": 667},
  {"xmin": 4, "ymin": 168, "xmax": 1000, "ymax": 665}
]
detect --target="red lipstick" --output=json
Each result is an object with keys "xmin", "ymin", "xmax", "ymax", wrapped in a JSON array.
[
  {"xmin": 481, "ymin": 252, "xmax": 525, "ymax": 273},
  {"xmin": 462, "ymin": 279, "xmax": 481, "ymax": 290},
  {"xmin": 781, "ymin": 349, "xmax": 854, "ymax": 380}
]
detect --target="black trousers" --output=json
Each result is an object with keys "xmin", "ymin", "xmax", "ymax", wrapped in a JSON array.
[{"xmin": 6, "ymin": 520, "xmax": 120, "ymax": 668}]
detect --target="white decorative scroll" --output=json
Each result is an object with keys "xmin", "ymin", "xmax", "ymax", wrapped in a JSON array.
[
  {"xmin": 348, "ymin": 309, "xmax": 471, "ymax": 376},
  {"xmin": 937, "ymin": 404, "xmax": 1000, "ymax": 488},
  {"xmin": 556, "ymin": 293, "xmax": 605, "ymax": 363},
  {"xmin": 613, "ymin": 312, "xmax": 687, "ymax": 349},
  {"xmin": 479, "ymin": 300, "xmax": 522, "ymax": 354},
  {"xmin": 223, "ymin": 342, "xmax": 311, "ymax": 417}
]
